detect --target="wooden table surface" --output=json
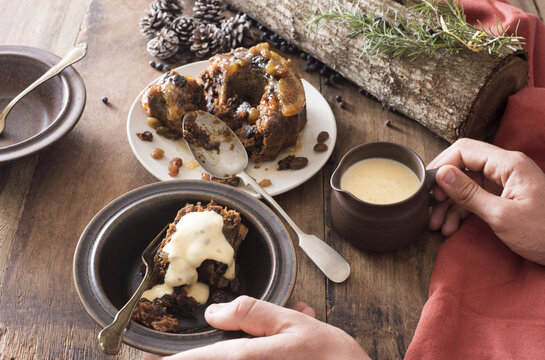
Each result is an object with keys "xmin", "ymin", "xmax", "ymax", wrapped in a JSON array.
[{"xmin": 0, "ymin": 1, "xmax": 543, "ymax": 359}]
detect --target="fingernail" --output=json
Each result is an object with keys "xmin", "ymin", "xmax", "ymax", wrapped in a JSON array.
[
  {"xmin": 443, "ymin": 168, "xmax": 456, "ymax": 184},
  {"xmin": 206, "ymin": 303, "xmax": 226, "ymax": 315}
]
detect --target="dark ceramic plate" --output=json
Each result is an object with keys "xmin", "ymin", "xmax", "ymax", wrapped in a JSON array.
[
  {"xmin": 0, "ymin": 45, "xmax": 86, "ymax": 163},
  {"xmin": 73, "ymin": 180, "xmax": 297, "ymax": 355}
]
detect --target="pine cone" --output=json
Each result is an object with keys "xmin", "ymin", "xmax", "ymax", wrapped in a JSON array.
[
  {"xmin": 139, "ymin": 9, "xmax": 172, "ymax": 39},
  {"xmin": 170, "ymin": 15, "xmax": 196, "ymax": 46},
  {"xmin": 190, "ymin": 23, "xmax": 223, "ymax": 58},
  {"xmin": 193, "ymin": 0, "xmax": 225, "ymax": 25},
  {"xmin": 147, "ymin": 27, "xmax": 180, "ymax": 59},
  {"xmin": 220, "ymin": 13, "xmax": 252, "ymax": 51},
  {"xmin": 150, "ymin": 0, "xmax": 183, "ymax": 17}
]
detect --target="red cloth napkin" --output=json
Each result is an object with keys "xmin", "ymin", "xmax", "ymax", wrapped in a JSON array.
[{"xmin": 405, "ymin": 1, "xmax": 545, "ymax": 359}]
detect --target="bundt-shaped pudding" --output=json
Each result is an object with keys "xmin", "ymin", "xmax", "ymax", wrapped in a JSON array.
[
  {"xmin": 141, "ymin": 70, "xmax": 206, "ymax": 139},
  {"xmin": 199, "ymin": 42, "xmax": 307, "ymax": 161},
  {"xmin": 131, "ymin": 201, "xmax": 247, "ymax": 333}
]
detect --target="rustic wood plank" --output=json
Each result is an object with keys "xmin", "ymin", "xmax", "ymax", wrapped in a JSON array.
[
  {"xmin": 0, "ymin": 0, "xmax": 91, "ymax": 359},
  {"xmin": 273, "ymin": 54, "xmax": 328, "ymax": 321},
  {"xmin": 0, "ymin": 0, "xmax": 90, "ymax": 289},
  {"xmin": 318, "ymin": 71, "xmax": 447, "ymax": 359},
  {"xmin": 0, "ymin": 0, "xmax": 326, "ymax": 358},
  {"xmin": 0, "ymin": 0, "xmax": 147, "ymax": 358}
]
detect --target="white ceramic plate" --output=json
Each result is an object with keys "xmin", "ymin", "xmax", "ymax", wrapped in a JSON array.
[{"xmin": 127, "ymin": 61, "xmax": 336, "ymax": 197}]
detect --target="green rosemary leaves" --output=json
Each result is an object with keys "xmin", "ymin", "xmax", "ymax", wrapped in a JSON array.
[{"xmin": 308, "ymin": 0, "xmax": 525, "ymax": 59}]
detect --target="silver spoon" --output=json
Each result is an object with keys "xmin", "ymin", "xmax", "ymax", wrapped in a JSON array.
[
  {"xmin": 0, "ymin": 43, "xmax": 87, "ymax": 135},
  {"xmin": 182, "ymin": 110, "xmax": 350, "ymax": 283}
]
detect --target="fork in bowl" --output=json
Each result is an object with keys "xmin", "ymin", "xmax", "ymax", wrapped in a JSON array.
[{"xmin": 97, "ymin": 225, "xmax": 168, "ymax": 355}]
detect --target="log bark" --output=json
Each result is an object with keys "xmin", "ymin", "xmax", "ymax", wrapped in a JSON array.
[{"xmin": 227, "ymin": 0, "xmax": 528, "ymax": 142}]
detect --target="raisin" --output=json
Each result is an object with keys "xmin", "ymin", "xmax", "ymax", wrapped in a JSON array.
[
  {"xmin": 171, "ymin": 74, "xmax": 187, "ymax": 88},
  {"xmin": 168, "ymin": 164, "xmax": 179, "ymax": 177},
  {"xmin": 151, "ymin": 148, "xmax": 165, "ymax": 160},
  {"xmin": 317, "ymin": 131, "xmax": 329, "ymax": 143},
  {"xmin": 314, "ymin": 143, "xmax": 328, "ymax": 152},
  {"xmin": 170, "ymin": 157, "xmax": 183, "ymax": 167},
  {"xmin": 226, "ymin": 176, "xmax": 240, "ymax": 187},
  {"xmin": 278, "ymin": 155, "xmax": 295, "ymax": 170},
  {"xmin": 156, "ymin": 126, "xmax": 180, "ymax": 140},
  {"xmin": 290, "ymin": 157, "xmax": 308, "ymax": 170},
  {"xmin": 147, "ymin": 117, "xmax": 162, "ymax": 129},
  {"xmin": 136, "ymin": 131, "xmax": 153, "ymax": 141}
]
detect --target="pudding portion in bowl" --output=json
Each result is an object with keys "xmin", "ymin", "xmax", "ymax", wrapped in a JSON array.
[{"xmin": 131, "ymin": 201, "xmax": 248, "ymax": 332}]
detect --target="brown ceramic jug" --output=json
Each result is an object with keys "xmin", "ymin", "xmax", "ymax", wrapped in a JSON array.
[{"xmin": 330, "ymin": 142, "xmax": 437, "ymax": 251}]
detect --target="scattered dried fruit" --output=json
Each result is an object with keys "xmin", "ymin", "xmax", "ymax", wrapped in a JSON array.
[
  {"xmin": 278, "ymin": 155, "xmax": 295, "ymax": 170},
  {"xmin": 278, "ymin": 155, "xmax": 308, "ymax": 170},
  {"xmin": 147, "ymin": 117, "xmax": 162, "ymax": 129},
  {"xmin": 168, "ymin": 164, "xmax": 179, "ymax": 177},
  {"xmin": 290, "ymin": 156, "xmax": 308, "ymax": 170},
  {"xmin": 151, "ymin": 147, "xmax": 165, "ymax": 159},
  {"xmin": 170, "ymin": 157, "xmax": 183, "ymax": 167},
  {"xmin": 313, "ymin": 143, "xmax": 328, "ymax": 152},
  {"xmin": 201, "ymin": 173, "xmax": 240, "ymax": 187},
  {"xmin": 317, "ymin": 131, "xmax": 329, "ymax": 143},
  {"xmin": 136, "ymin": 130, "xmax": 153, "ymax": 141}
]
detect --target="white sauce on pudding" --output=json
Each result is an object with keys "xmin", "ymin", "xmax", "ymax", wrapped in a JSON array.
[
  {"xmin": 184, "ymin": 282, "xmax": 210, "ymax": 305},
  {"xmin": 340, "ymin": 158, "xmax": 420, "ymax": 204},
  {"xmin": 141, "ymin": 210, "xmax": 235, "ymax": 304}
]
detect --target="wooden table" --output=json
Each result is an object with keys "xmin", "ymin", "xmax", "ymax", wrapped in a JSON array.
[{"xmin": 0, "ymin": 1, "xmax": 542, "ymax": 359}]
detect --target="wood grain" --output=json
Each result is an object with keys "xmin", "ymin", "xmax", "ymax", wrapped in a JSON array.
[
  {"xmin": 0, "ymin": 0, "xmax": 90, "ymax": 289},
  {"xmin": 226, "ymin": 0, "xmax": 529, "ymax": 144},
  {"xmin": 0, "ymin": 0, "xmax": 542, "ymax": 359}
]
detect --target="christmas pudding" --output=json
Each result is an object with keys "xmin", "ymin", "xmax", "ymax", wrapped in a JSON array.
[
  {"xmin": 199, "ymin": 42, "xmax": 306, "ymax": 161},
  {"xmin": 131, "ymin": 201, "xmax": 248, "ymax": 333},
  {"xmin": 141, "ymin": 70, "xmax": 206, "ymax": 140},
  {"xmin": 140, "ymin": 43, "xmax": 307, "ymax": 162}
]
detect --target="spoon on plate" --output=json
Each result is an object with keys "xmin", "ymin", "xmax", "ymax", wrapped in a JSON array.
[
  {"xmin": 182, "ymin": 110, "xmax": 350, "ymax": 283},
  {"xmin": 0, "ymin": 43, "xmax": 87, "ymax": 135}
]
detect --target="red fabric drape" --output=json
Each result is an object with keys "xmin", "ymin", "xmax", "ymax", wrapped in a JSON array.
[{"xmin": 405, "ymin": 1, "xmax": 545, "ymax": 359}]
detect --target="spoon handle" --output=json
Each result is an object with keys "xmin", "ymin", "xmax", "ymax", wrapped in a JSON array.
[
  {"xmin": 97, "ymin": 267, "xmax": 151, "ymax": 355},
  {"xmin": 0, "ymin": 43, "xmax": 87, "ymax": 133},
  {"xmin": 238, "ymin": 172, "xmax": 350, "ymax": 283}
]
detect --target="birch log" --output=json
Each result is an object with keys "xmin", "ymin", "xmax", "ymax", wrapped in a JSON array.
[{"xmin": 227, "ymin": 0, "xmax": 528, "ymax": 142}]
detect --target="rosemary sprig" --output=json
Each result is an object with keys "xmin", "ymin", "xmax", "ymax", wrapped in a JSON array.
[{"xmin": 307, "ymin": 0, "xmax": 525, "ymax": 59}]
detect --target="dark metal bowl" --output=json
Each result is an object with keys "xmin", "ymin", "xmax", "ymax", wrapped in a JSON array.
[{"xmin": 73, "ymin": 180, "xmax": 296, "ymax": 355}]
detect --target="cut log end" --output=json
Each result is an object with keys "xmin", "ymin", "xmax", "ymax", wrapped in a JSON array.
[{"xmin": 461, "ymin": 52, "xmax": 529, "ymax": 142}]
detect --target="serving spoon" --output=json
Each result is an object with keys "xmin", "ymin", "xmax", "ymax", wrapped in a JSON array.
[
  {"xmin": 182, "ymin": 110, "xmax": 350, "ymax": 283},
  {"xmin": 0, "ymin": 43, "xmax": 87, "ymax": 135}
]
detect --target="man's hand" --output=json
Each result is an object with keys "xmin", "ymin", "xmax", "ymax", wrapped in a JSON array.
[
  {"xmin": 428, "ymin": 138, "xmax": 545, "ymax": 265},
  {"xmin": 145, "ymin": 296, "xmax": 370, "ymax": 360}
]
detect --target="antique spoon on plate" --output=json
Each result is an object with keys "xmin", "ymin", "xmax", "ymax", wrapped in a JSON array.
[
  {"xmin": 0, "ymin": 43, "xmax": 87, "ymax": 135},
  {"xmin": 182, "ymin": 110, "xmax": 350, "ymax": 283}
]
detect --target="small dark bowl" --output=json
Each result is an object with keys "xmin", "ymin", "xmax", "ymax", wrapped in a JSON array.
[
  {"xmin": 0, "ymin": 45, "xmax": 85, "ymax": 163},
  {"xmin": 73, "ymin": 180, "xmax": 296, "ymax": 355}
]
